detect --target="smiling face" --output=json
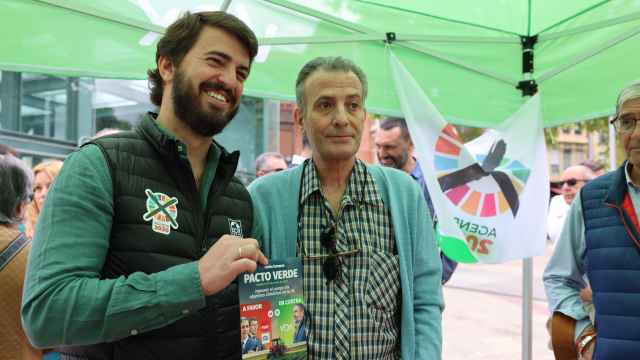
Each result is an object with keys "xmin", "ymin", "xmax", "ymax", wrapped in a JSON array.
[
  {"xmin": 294, "ymin": 70, "xmax": 366, "ymax": 165},
  {"xmin": 375, "ymin": 126, "xmax": 413, "ymax": 172},
  {"xmin": 621, "ymin": 98, "xmax": 640, "ymax": 169},
  {"xmin": 164, "ymin": 26, "xmax": 250, "ymax": 137}
]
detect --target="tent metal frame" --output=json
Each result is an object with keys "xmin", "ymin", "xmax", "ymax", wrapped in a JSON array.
[
  {"xmin": 13, "ymin": 2, "xmax": 640, "ymax": 359},
  {"xmin": 33, "ymin": 0, "xmax": 640, "ymax": 95},
  {"xmin": 265, "ymin": 0, "xmax": 520, "ymax": 85}
]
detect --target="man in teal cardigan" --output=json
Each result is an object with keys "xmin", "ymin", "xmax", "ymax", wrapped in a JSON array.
[{"xmin": 249, "ymin": 56, "xmax": 443, "ymax": 359}]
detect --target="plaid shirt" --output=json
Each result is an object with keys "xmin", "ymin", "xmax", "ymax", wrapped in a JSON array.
[{"xmin": 298, "ymin": 159, "xmax": 401, "ymax": 359}]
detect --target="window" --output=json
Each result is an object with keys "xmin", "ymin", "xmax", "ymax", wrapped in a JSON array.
[
  {"xmin": 1, "ymin": 71, "xmax": 268, "ymax": 177},
  {"xmin": 574, "ymin": 123, "xmax": 582, "ymax": 135},
  {"xmin": 563, "ymin": 148, "xmax": 572, "ymax": 169}
]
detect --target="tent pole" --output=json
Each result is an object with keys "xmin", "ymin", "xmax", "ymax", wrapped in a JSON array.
[
  {"xmin": 400, "ymin": 42, "xmax": 519, "ymax": 86},
  {"xmin": 32, "ymin": 0, "xmax": 164, "ymax": 33},
  {"xmin": 518, "ymin": 32, "xmax": 536, "ymax": 359},
  {"xmin": 537, "ymin": 26, "xmax": 640, "ymax": 84},
  {"xmin": 522, "ymin": 258, "xmax": 533, "ymax": 360},
  {"xmin": 609, "ymin": 118, "xmax": 617, "ymax": 170},
  {"xmin": 259, "ymin": 34, "xmax": 519, "ymax": 46},
  {"xmin": 538, "ymin": 11, "xmax": 640, "ymax": 42},
  {"xmin": 261, "ymin": 0, "xmax": 519, "ymax": 86},
  {"xmin": 220, "ymin": 0, "xmax": 232, "ymax": 12}
]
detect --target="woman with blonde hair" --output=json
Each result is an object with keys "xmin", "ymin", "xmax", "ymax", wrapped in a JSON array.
[{"xmin": 25, "ymin": 160, "xmax": 63, "ymax": 239}]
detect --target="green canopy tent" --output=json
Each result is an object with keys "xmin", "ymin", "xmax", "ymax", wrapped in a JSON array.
[
  {"xmin": 3, "ymin": 1, "xmax": 639, "ymax": 359},
  {"xmin": 2, "ymin": 0, "xmax": 640, "ymax": 128}
]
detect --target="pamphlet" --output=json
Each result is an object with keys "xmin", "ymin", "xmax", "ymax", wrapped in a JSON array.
[{"xmin": 239, "ymin": 257, "xmax": 307, "ymax": 359}]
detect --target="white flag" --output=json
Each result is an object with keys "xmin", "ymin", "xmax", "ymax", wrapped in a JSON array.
[{"xmin": 389, "ymin": 51, "xmax": 549, "ymax": 263}]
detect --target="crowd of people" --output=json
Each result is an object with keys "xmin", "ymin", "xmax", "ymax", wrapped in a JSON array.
[{"xmin": 1, "ymin": 9, "xmax": 639, "ymax": 360}]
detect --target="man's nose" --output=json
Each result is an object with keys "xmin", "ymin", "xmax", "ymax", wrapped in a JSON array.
[
  {"xmin": 332, "ymin": 105, "xmax": 349, "ymax": 126},
  {"xmin": 217, "ymin": 66, "xmax": 238, "ymax": 88}
]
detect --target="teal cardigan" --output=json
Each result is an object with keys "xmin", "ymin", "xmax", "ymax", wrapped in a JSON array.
[{"xmin": 248, "ymin": 163, "xmax": 443, "ymax": 359}]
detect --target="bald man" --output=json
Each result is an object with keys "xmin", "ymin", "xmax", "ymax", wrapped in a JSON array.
[{"xmin": 547, "ymin": 165, "xmax": 596, "ymax": 244}]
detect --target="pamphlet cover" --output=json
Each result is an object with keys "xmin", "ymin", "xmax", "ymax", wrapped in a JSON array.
[{"xmin": 239, "ymin": 257, "xmax": 307, "ymax": 359}]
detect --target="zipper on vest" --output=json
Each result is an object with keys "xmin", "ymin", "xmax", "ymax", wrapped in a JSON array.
[
  {"xmin": 194, "ymin": 189, "xmax": 208, "ymax": 256},
  {"xmin": 200, "ymin": 211, "xmax": 211, "ymax": 256},
  {"xmin": 179, "ymin": 157, "xmax": 208, "ymax": 256},
  {"xmin": 606, "ymin": 203, "xmax": 640, "ymax": 248}
]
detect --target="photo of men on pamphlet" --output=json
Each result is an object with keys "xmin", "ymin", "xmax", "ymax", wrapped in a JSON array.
[{"xmin": 239, "ymin": 258, "xmax": 307, "ymax": 359}]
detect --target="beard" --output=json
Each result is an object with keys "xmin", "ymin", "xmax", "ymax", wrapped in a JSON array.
[
  {"xmin": 171, "ymin": 69, "xmax": 239, "ymax": 137},
  {"xmin": 379, "ymin": 151, "xmax": 409, "ymax": 170}
]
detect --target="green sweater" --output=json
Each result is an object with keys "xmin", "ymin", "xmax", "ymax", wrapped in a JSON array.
[
  {"xmin": 21, "ymin": 123, "xmax": 221, "ymax": 347},
  {"xmin": 249, "ymin": 163, "xmax": 444, "ymax": 359}
]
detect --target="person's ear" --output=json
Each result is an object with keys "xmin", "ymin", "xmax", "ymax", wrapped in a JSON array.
[
  {"xmin": 158, "ymin": 56, "xmax": 175, "ymax": 83},
  {"xmin": 294, "ymin": 106, "xmax": 308, "ymax": 141},
  {"xmin": 294, "ymin": 106, "xmax": 304, "ymax": 128},
  {"xmin": 16, "ymin": 201, "xmax": 27, "ymax": 221}
]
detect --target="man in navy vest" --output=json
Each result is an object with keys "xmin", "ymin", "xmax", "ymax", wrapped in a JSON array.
[
  {"xmin": 22, "ymin": 11, "xmax": 267, "ymax": 359},
  {"xmin": 544, "ymin": 80, "xmax": 640, "ymax": 360}
]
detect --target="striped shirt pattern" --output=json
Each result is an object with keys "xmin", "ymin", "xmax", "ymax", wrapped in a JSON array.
[{"xmin": 298, "ymin": 159, "xmax": 401, "ymax": 359}]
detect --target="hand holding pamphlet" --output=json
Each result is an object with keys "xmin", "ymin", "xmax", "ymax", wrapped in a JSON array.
[{"xmin": 239, "ymin": 257, "xmax": 307, "ymax": 359}]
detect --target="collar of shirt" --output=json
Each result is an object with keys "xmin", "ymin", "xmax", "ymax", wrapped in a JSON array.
[
  {"xmin": 298, "ymin": 158, "xmax": 383, "ymax": 207},
  {"xmin": 409, "ymin": 157, "xmax": 423, "ymax": 181},
  {"xmin": 147, "ymin": 113, "xmax": 221, "ymax": 207},
  {"xmin": 624, "ymin": 161, "xmax": 640, "ymax": 191},
  {"xmin": 148, "ymin": 112, "xmax": 220, "ymax": 160}
]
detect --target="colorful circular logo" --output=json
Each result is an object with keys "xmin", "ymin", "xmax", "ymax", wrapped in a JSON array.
[
  {"xmin": 434, "ymin": 125, "xmax": 530, "ymax": 218},
  {"xmin": 142, "ymin": 189, "xmax": 179, "ymax": 235}
]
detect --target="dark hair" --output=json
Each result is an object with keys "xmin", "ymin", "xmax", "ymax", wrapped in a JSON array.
[
  {"xmin": 295, "ymin": 56, "xmax": 368, "ymax": 114},
  {"xmin": 147, "ymin": 11, "xmax": 258, "ymax": 107},
  {"xmin": 380, "ymin": 117, "xmax": 411, "ymax": 141},
  {"xmin": 0, "ymin": 154, "xmax": 33, "ymax": 224}
]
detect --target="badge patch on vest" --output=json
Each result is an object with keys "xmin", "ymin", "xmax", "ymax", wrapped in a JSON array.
[
  {"xmin": 228, "ymin": 219, "xmax": 243, "ymax": 237},
  {"xmin": 142, "ymin": 189, "xmax": 179, "ymax": 235}
]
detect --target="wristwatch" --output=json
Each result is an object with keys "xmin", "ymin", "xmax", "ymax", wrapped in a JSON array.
[{"xmin": 577, "ymin": 333, "xmax": 596, "ymax": 356}]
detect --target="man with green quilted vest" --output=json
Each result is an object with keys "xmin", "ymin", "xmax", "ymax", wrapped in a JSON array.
[{"xmin": 21, "ymin": 11, "xmax": 267, "ymax": 360}]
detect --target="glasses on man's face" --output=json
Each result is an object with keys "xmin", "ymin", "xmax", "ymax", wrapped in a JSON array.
[
  {"xmin": 305, "ymin": 225, "xmax": 360, "ymax": 283},
  {"xmin": 559, "ymin": 178, "xmax": 587, "ymax": 187},
  {"xmin": 612, "ymin": 114, "xmax": 640, "ymax": 133}
]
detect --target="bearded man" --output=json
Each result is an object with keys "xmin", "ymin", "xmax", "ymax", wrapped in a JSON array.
[{"xmin": 22, "ymin": 12, "xmax": 267, "ymax": 360}]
